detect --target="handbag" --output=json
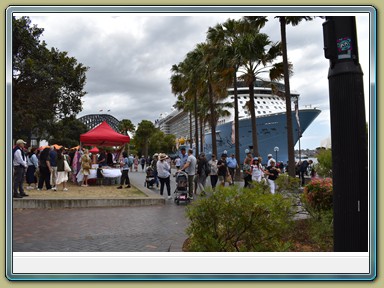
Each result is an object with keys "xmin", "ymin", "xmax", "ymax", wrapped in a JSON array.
[
  {"xmin": 82, "ymin": 162, "xmax": 91, "ymax": 170},
  {"xmin": 34, "ymin": 167, "xmax": 40, "ymax": 178},
  {"xmin": 64, "ymin": 157, "xmax": 72, "ymax": 172}
]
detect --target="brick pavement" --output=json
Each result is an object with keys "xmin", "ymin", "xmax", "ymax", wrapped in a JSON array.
[{"xmin": 12, "ymin": 168, "xmax": 191, "ymax": 252}]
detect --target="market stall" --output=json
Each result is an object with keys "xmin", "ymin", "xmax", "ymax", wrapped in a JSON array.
[
  {"xmin": 76, "ymin": 121, "xmax": 131, "ymax": 185},
  {"xmin": 76, "ymin": 165, "xmax": 122, "ymax": 185}
]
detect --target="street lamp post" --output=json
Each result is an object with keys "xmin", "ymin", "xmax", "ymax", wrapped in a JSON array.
[{"xmin": 274, "ymin": 146, "xmax": 279, "ymax": 162}]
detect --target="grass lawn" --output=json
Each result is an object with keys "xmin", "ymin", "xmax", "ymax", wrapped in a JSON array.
[{"xmin": 23, "ymin": 181, "xmax": 147, "ymax": 199}]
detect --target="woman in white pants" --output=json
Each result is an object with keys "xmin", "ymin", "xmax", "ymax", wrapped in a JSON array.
[{"xmin": 264, "ymin": 160, "xmax": 280, "ymax": 194}]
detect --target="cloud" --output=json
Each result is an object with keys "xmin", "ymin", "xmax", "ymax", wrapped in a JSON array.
[{"xmin": 25, "ymin": 12, "xmax": 371, "ymax": 149}]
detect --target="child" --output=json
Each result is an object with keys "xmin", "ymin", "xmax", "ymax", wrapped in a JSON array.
[{"xmin": 96, "ymin": 164, "xmax": 104, "ymax": 186}]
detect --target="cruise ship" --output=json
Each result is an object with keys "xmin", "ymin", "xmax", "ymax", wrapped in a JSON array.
[{"xmin": 156, "ymin": 80, "xmax": 321, "ymax": 163}]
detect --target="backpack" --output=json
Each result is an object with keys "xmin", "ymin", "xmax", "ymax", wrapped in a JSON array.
[
  {"xmin": 128, "ymin": 157, "xmax": 133, "ymax": 168},
  {"xmin": 204, "ymin": 161, "xmax": 210, "ymax": 176}
]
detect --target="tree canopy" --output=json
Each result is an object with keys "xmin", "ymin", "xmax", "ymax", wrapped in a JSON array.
[{"xmin": 12, "ymin": 16, "xmax": 88, "ymax": 143}]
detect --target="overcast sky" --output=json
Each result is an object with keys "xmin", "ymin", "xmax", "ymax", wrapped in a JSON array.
[{"xmin": 20, "ymin": 11, "xmax": 371, "ymax": 149}]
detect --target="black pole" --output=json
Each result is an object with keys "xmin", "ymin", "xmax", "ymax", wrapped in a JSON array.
[{"xmin": 323, "ymin": 16, "xmax": 368, "ymax": 252}]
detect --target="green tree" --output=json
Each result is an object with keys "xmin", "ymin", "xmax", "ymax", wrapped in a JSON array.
[
  {"xmin": 148, "ymin": 130, "xmax": 176, "ymax": 155},
  {"xmin": 276, "ymin": 16, "xmax": 313, "ymax": 177},
  {"xmin": 133, "ymin": 120, "xmax": 156, "ymax": 158},
  {"xmin": 47, "ymin": 116, "xmax": 88, "ymax": 148},
  {"xmin": 170, "ymin": 63, "xmax": 197, "ymax": 149},
  {"xmin": 208, "ymin": 18, "xmax": 244, "ymax": 171},
  {"xmin": 236, "ymin": 18, "xmax": 283, "ymax": 156},
  {"xmin": 12, "ymin": 16, "xmax": 88, "ymax": 142},
  {"xmin": 118, "ymin": 119, "xmax": 136, "ymax": 136},
  {"xmin": 119, "ymin": 119, "xmax": 136, "ymax": 154}
]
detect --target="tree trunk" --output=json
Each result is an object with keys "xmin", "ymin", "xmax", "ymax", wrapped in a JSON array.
[
  {"xmin": 233, "ymin": 68, "xmax": 241, "ymax": 179},
  {"xmin": 199, "ymin": 116, "xmax": 204, "ymax": 154},
  {"xmin": 209, "ymin": 82, "xmax": 217, "ymax": 157},
  {"xmin": 194, "ymin": 93, "xmax": 199, "ymax": 156},
  {"xmin": 249, "ymin": 80, "xmax": 259, "ymax": 156},
  {"xmin": 280, "ymin": 17, "xmax": 296, "ymax": 177},
  {"xmin": 189, "ymin": 111, "xmax": 193, "ymax": 148}
]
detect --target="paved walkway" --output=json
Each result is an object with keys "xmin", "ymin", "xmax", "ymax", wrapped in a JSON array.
[{"xmin": 13, "ymin": 168, "xmax": 191, "ymax": 252}]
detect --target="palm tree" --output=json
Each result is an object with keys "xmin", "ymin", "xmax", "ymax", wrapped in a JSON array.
[
  {"xmin": 236, "ymin": 24, "xmax": 283, "ymax": 157},
  {"xmin": 170, "ymin": 52, "xmax": 204, "ymax": 155},
  {"xmin": 276, "ymin": 16, "xmax": 313, "ymax": 177},
  {"xmin": 207, "ymin": 17, "xmax": 268, "ymax": 174},
  {"xmin": 172, "ymin": 94, "xmax": 194, "ymax": 146},
  {"xmin": 207, "ymin": 19, "xmax": 242, "ymax": 166}
]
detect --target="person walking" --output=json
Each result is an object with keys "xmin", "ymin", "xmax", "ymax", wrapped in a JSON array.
[
  {"xmin": 179, "ymin": 147, "xmax": 188, "ymax": 168},
  {"xmin": 179, "ymin": 148, "xmax": 196, "ymax": 199},
  {"xmin": 267, "ymin": 153, "xmax": 276, "ymax": 167},
  {"xmin": 251, "ymin": 157, "xmax": 264, "ymax": 183},
  {"xmin": 26, "ymin": 147, "xmax": 39, "ymax": 190},
  {"xmin": 175, "ymin": 156, "xmax": 181, "ymax": 170},
  {"xmin": 264, "ymin": 160, "xmax": 280, "ymax": 194},
  {"xmin": 299, "ymin": 159, "xmax": 309, "ymax": 186},
  {"xmin": 151, "ymin": 153, "xmax": 159, "ymax": 188},
  {"xmin": 80, "ymin": 149, "xmax": 91, "ymax": 187},
  {"xmin": 140, "ymin": 155, "xmax": 146, "ymax": 172},
  {"xmin": 117, "ymin": 151, "xmax": 131, "ymax": 189},
  {"xmin": 56, "ymin": 147, "xmax": 69, "ymax": 191},
  {"xmin": 195, "ymin": 152, "xmax": 209, "ymax": 195},
  {"xmin": 37, "ymin": 147, "xmax": 52, "ymax": 191},
  {"xmin": 133, "ymin": 155, "xmax": 139, "ymax": 172},
  {"xmin": 226, "ymin": 153, "xmax": 238, "ymax": 185},
  {"xmin": 156, "ymin": 153, "xmax": 172, "ymax": 199},
  {"xmin": 242, "ymin": 156, "xmax": 253, "ymax": 188},
  {"xmin": 13, "ymin": 139, "xmax": 28, "ymax": 198},
  {"xmin": 217, "ymin": 154, "xmax": 230, "ymax": 187},
  {"xmin": 49, "ymin": 146, "xmax": 58, "ymax": 191},
  {"xmin": 208, "ymin": 154, "xmax": 219, "ymax": 189}
]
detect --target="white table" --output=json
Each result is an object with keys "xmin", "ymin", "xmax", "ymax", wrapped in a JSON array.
[{"xmin": 76, "ymin": 168, "xmax": 122, "ymax": 183}]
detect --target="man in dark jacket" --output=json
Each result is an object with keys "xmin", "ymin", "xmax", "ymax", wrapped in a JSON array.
[{"xmin": 299, "ymin": 160, "xmax": 309, "ymax": 186}]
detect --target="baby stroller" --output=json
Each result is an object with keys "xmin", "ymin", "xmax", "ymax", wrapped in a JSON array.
[
  {"xmin": 144, "ymin": 166, "xmax": 156, "ymax": 188},
  {"xmin": 173, "ymin": 171, "xmax": 190, "ymax": 205}
]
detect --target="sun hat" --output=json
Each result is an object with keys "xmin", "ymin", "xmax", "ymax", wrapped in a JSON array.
[
  {"xmin": 268, "ymin": 154, "xmax": 273, "ymax": 157},
  {"xmin": 159, "ymin": 153, "xmax": 168, "ymax": 161},
  {"xmin": 16, "ymin": 139, "xmax": 27, "ymax": 145}
]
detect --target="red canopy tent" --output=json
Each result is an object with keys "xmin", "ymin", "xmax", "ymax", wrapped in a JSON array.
[
  {"xmin": 89, "ymin": 146, "xmax": 100, "ymax": 153},
  {"xmin": 80, "ymin": 121, "xmax": 130, "ymax": 147}
]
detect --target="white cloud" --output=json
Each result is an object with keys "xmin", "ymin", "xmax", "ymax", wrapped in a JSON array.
[{"xmin": 22, "ymin": 11, "xmax": 371, "ymax": 149}]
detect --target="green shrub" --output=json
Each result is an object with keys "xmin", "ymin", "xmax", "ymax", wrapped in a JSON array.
[
  {"xmin": 301, "ymin": 178, "xmax": 334, "ymax": 250},
  {"xmin": 315, "ymin": 149, "xmax": 332, "ymax": 178},
  {"xmin": 308, "ymin": 209, "xmax": 334, "ymax": 251},
  {"xmin": 185, "ymin": 184, "xmax": 295, "ymax": 252},
  {"xmin": 275, "ymin": 174, "xmax": 301, "ymax": 195},
  {"xmin": 302, "ymin": 178, "xmax": 333, "ymax": 216}
]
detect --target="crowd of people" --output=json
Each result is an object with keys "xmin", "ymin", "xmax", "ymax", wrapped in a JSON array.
[
  {"xmin": 13, "ymin": 138, "xmax": 316, "ymax": 200},
  {"xmin": 135, "ymin": 147, "xmax": 317, "ymax": 200},
  {"xmin": 12, "ymin": 139, "xmax": 147, "ymax": 198},
  {"xmin": 12, "ymin": 139, "xmax": 73, "ymax": 198}
]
